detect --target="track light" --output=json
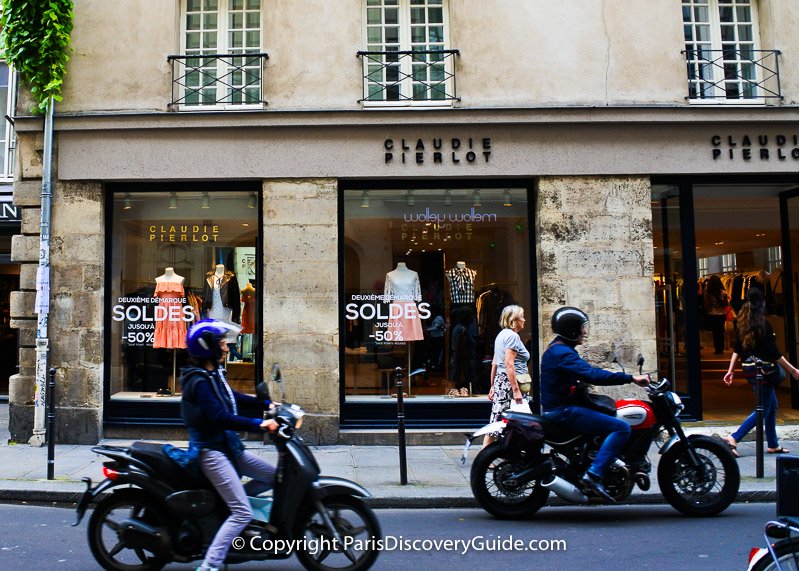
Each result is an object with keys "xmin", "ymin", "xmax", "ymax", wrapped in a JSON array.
[
  {"xmin": 472, "ymin": 189, "xmax": 481, "ymax": 207},
  {"xmin": 122, "ymin": 193, "xmax": 132, "ymax": 210},
  {"xmin": 360, "ymin": 190, "xmax": 370, "ymax": 208},
  {"xmin": 503, "ymin": 189, "xmax": 512, "ymax": 207},
  {"xmin": 444, "ymin": 189, "xmax": 452, "ymax": 206},
  {"xmin": 169, "ymin": 192, "xmax": 178, "ymax": 209},
  {"xmin": 248, "ymin": 192, "xmax": 257, "ymax": 209},
  {"xmin": 201, "ymin": 191, "xmax": 210, "ymax": 209},
  {"xmin": 406, "ymin": 190, "xmax": 415, "ymax": 206}
]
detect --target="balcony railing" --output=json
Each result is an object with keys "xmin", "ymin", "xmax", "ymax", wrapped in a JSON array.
[
  {"xmin": 168, "ymin": 52, "xmax": 269, "ymax": 110},
  {"xmin": 683, "ymin": 48, "xmax": 782, "ymax": 102},
  {"xmin": 357, "ymin": 49, "xmax": 459, "ymax": 105}
]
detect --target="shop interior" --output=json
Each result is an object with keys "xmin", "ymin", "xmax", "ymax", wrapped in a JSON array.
[
  {"xmin": 652, "ymin": 182, "xmax": 799, "ymax": 422},
  {"xmin": 343, "ymin": 187, "xmax": 531, "ymax": 402}
]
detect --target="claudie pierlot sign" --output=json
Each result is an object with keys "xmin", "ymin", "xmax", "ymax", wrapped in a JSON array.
[
  {"xmin": 384, "ymin": 137, "xmax": 492, "ymax": 165},
  {"xmin": 711, "ymin": 134, "xmax": 799, "ymax": 161}
]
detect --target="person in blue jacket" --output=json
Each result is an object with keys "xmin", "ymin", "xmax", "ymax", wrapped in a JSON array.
[
  {"xmin": 180, "ymin": 319, "xmax": 278, "ymax": 571},
  {"xmin": 541, "ymin": 307, "xmax": 649, "ymax": 501}
]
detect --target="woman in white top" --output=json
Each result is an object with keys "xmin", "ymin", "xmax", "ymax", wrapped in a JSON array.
[{"xmin": 485, "ymin": 305, "xmax": 529, "ymax": 445}]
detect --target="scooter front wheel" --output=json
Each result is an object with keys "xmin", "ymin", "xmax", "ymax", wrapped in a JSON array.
[
  {"xmin": 470, "ymin": 441, "xmax": 549, "ymax": 519},
  {"xmin": 87, "ymin": 488, "xmax": 171, "ymax": 571},
  {"xmin": 294, "ymin": 494, "xmax": 381, "ymax": 571}
]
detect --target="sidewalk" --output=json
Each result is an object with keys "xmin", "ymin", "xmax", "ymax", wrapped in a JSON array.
[{"xmin": 0, "ymin": 404, "xmax": 792, "ymax": 508}]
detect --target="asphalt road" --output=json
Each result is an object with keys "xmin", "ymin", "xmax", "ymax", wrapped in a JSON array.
[{"xmin": 0, "ymin": 501, "xmax": 778, "ymax": 570}]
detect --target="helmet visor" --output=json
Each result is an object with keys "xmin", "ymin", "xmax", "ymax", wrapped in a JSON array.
[
  {"xmin": 581, "ymin": 321, "xmax": 590, "ymax": 339},
  {"xmin": 217, "ymin": 320, "xmax": 243, "ymax": 344}
]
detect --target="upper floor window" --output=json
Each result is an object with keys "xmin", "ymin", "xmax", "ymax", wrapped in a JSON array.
[
  {"xmin": 0, "ymin": 61, "xmax": 16, "ymax": 180},
  {"xmin": 682, "ymin": 0, "xmax": 781, "ymax": 102},
  {"xmin": 174, "ymin": 0, "xmax": 266, "ymax": 109},
  {"xmin": 358, "ymin": 0, "xmax": 458, "ymax": 106}
]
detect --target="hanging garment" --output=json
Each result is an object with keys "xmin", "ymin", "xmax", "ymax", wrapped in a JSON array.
[{"xmin": 445, "ymin": 267, "xmax": 477, "ymax": 304}]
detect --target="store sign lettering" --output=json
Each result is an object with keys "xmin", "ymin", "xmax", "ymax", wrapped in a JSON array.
[
  {"xmin": 403, "ymin": 206, "xmax": 497, "ymax": 224},
  {"xmin": 345, "ymin": 302, "xmax": 432, "ymax": 322},
  {"xmin": 711, "ymin": 134, "xmax": 799, "ymax": 161},
  {"xmin": 148, "ymin": 224, "xmax": 220, "ymax": 243},
  {"xmin": 112, "ymin": 303, "xmax": 195, "ymax": 323},
  {"xmin": 402, "ymin": 223, "xmax": 473, "ymax": 241},
  {"xmin": 384, "ymin": 137, "xmax": 492, "ymax": 165}
]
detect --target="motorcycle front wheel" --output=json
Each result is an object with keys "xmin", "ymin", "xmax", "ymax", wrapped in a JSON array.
[
  {"xmin": 657, "ymin": 435, "xmax": 740, "ymax": 516},
  {"xmin": 749, "ymin": 539, "xmax": 799, "ymax": 570},
  {"xmin": 294, "ymin": 495, "xmax": 381, "ymax": 571},
  {"xmin": 469, "ymin": 441, "xmax": 549, "ymax": 519},
  {"xmin": 87, "ymin": 488, "xmax": 171, "ymax": 571}
]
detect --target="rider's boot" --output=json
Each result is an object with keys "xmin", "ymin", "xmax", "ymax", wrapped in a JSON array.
[{"xmin": 580, "ymin": 470, "xmax": 616, "ymax": 503}]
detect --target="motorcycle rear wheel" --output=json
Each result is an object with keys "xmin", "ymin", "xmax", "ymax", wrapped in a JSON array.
[
  {"xmin": 294, "ymin": 494, "xmax": 381, "ymax": 571},
  {"xmin": 657, "ymin": 435, "xmax": 740, "ymax": 516},
  {"xmin": 87, "ymin": 488, "xmax": 170, "ymax": 571},
  {"xmin": 749, "ymin": 539, "xmax": 799, "ymax": 571},
  {"xmin": 469, "ymin": 441, "xmax": 549, "ymax": 519}
]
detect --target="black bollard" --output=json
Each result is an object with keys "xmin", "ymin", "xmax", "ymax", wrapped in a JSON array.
[
  {"xmin": 754, "ymin": 360, "xmax": 764, "ymax": 479},
  {"xmin": 395, "ymin": 366, "xmax": 408, "ymax": 485},
  {"xmin": 47, "ymin": 367, "xmax": 56, "ymax": 480}
]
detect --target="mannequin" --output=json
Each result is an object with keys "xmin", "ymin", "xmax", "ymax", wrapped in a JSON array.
[
  {"xmin": 445, "ymin": 261, "xmax": 477, "ymax": 304},
  {"xmin": 203, "ymin": 263, "xmax": 241, "ymax": 323},
  {"xmin": 153, "ymin": 267, "xmax": 187, "ymax": 350},
  {"xmin": 384, "ymin": 262, "xmax": 424, "ymax": 342},
  {"xmin": 240, "ymin": 282, "xmax": 256, "ymax": 335}
]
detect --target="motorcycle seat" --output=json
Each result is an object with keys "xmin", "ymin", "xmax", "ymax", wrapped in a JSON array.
[{"xmin": 130, "ymin": 441, "xmax": 210, "ymax": 489}]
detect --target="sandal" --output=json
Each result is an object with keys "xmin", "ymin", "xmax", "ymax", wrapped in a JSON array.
[
  {"xmin": 723, "ymin": 436, "xmax": 741, "ymax": 458},
  {"xmin": 768, "ymin": 447, "xmax": 790, "ymax": 454}
]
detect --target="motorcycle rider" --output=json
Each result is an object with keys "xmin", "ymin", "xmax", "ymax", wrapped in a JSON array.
[
  {"xmin": 541, "ymin": 306, "xmax": 649, "ymax": 501},
  {"xmin": 181, "ymin": 319, "xmax": 279, "ymax": 571}
]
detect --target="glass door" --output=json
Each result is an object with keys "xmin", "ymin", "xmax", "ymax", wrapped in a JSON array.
[{"xmin": 781, "ymin": 190, "xmax": 799, "ymax": 408}]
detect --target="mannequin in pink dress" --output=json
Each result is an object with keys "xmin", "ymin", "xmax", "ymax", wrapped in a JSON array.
[
  {"xmin": 153, "ymin": 267, "xmax": 188, "ymax": 349},
  {"xmin": 383, "ymin": 262, "xmax": 424, "ymax": 342}
]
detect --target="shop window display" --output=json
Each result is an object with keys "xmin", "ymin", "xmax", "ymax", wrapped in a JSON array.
[
  {"xmin": 343, "ymin": 187, "xmax": 531, "ymax": 401},
  {"xmin": 108, "ymin": 190, "xmax": 259, "ymax": 401}
]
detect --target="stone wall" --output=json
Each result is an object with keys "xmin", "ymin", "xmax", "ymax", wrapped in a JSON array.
[
  {"xmin": 9, "ymin": 175, "xmax": 104, "ymax": 444},
  {"xmin": 537, "ymin": 176, "xmax": 656, "ymax": 399},
  {"xmin": 262, "ymin": 179, "xmax": 339, "ymax": 444}
]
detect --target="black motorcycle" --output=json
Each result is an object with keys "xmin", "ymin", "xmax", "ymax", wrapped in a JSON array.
[
  {"xmin": 74, "ymin": 365, "xmax": 381, "ymax": 571},
  {"xmin": 465, "ymin": 361, "xmax": 740, "ymax": 519}
]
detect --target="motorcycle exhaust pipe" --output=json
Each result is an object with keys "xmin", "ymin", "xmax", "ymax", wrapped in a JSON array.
[{"xmin": 541, "ymin": 475, "xmax": 589, "ymax": 503}]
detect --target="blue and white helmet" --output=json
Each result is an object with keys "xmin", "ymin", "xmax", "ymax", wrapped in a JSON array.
[{"xmin": 186, "ymin": 319, "xmax": 242, "ymax": 360}]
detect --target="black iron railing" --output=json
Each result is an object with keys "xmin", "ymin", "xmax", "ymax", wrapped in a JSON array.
[
  {"xmin": 683, "ymin": 48, "xmax": 782, "ymax": 101},
  {"xmin": 168, "ymin": 52, "xmax": 269, "ymax": 109},
  {"xmin": 356, "ymin": 49, "xmax": 459, "ymax": 104}
]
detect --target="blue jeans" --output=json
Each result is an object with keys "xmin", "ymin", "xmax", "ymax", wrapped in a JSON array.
[
  {"xmin": 732, "ymin": 382, "xmax": 779, "ymax": 449},
  {"xmin": 544, "ymin": 406, "xmax": 631, "ymax": 478}
]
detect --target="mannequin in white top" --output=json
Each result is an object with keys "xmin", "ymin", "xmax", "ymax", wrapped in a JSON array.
[
  {"xmin": 156, "ymin": 267, "xmax": 185, "ymax": 285},
  {"xmin": 213, "ymin": 264, "xmax": 225, "ymax": 282},
  {"xmin": 384, "ymin": 262, "xmax": 422, "ymax": 302}
]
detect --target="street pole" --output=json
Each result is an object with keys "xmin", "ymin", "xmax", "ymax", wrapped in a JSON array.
[
  {"xmin": 395, "ymin": 366, "xmax": 408, "ymax": 485},
  {"xmin": 755, "ymin": 361, "xmax": 765, "ymax": 479},
  {"xmin": 29, "ymin": 97, "xmax": 54, "ymax": 448}
]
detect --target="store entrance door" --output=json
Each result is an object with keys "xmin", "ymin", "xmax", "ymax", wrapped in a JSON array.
[{"xmin": 780, "ymin": 190, "xmax": 799, "ymax": 409}]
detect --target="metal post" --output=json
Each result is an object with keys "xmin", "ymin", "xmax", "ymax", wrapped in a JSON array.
[
  {"xmin": 755, "ymin": 363, "xmax": 765, "ymax": 479},
  {"xmin": 30, "ymin": 97, "xmax": 55, "ymax": 448},
  {"xmin": 395, "ymin": 366, "xmax": 408, "ymax": 485},
  {"xmin": 46, "ymin": 368, "xmax": 56, "ymax": 480}
]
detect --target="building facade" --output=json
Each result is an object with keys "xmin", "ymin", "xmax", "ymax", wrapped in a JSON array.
[{"xmin": 7, "ymin": 0, "xmax": 799, "ymax": 444}]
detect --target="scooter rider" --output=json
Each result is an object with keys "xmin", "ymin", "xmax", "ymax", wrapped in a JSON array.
[
  {"xmin": 541, "ymin": 307, "xmax": 649, "ymax": 502},
  {"xmin": 181, "ymin": 319, "xmax": 279, "ymax": 571}
]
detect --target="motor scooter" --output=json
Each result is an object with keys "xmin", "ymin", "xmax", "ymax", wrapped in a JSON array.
[{"xmin": 74, "ymin": 364, "xmax": 381, "ymax": 571}]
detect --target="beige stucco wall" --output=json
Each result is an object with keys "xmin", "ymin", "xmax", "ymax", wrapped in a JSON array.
[
  {"xmin": 537, "ymin": 175, "xmax": 656, "ymax": 399},
  {"xmin": 54, "ymin": 0, "xmax": 799, "ymax": 113}
]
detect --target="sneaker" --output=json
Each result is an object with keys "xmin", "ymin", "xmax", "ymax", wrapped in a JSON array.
[{"xmin": 580, "ymin": 471, "xmax": 616, "ymax": 503}]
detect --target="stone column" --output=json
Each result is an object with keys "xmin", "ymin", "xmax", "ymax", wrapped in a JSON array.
[
  {"xmin": 537, "ymin": 176, "xmax": 656, "ymax": 398},
  {"xmin": 262, "ymin": 179, "xmax": 339, "ymax": 444}
]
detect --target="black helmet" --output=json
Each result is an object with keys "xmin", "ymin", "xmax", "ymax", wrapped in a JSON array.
[{"xmin": 551, "ymin": 306, "xmax": 589, "ymax": 342}]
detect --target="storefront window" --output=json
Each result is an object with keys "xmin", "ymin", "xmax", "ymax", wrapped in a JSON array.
[
  {"xmin": 108, "ymin": 189, "xmax": 259, "ymax": 402},
  {"xmin": 343, "ymin": 187, "xmax": 531, "ymax": 401}
]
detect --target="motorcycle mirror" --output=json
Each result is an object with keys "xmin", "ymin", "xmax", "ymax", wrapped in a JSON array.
[
  {"xmin": 605, "ymin": 350, "xmax": 619, "ymax": 364},
  {"xmin": 637, "ymin": 354, "xmax": 645, "ymax": 374}
]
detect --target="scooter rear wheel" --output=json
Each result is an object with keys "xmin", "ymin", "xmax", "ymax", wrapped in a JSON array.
[
  {"xmin": 470, "ymin": 441, "xmax": 549, "ymax": 519},
  {"xmin": 87, "ymin": 488, "xmax": 170, "ymax": 571},
  {"xmin": 294, "ymin": 494, "xmax": 381, "ymax": 571}
]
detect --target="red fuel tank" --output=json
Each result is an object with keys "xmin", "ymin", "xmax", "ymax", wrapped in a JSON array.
[{"xmin": 616, "ymin": 399, "xmax": 657, "ymax": 430}]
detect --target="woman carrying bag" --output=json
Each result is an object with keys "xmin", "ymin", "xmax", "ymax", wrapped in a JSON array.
[{"xmin": 723, "ymin": 287, "xmax": 799, "ymax": 458}]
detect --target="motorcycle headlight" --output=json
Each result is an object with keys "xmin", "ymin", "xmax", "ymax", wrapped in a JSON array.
[{"xmin": 665, "ymin": 391, "xmax": 684, "ymax": 415}]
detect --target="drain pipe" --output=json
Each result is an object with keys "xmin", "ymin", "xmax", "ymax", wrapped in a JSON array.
[{"xmin": 29, "ymin": 97, "xmax": 55, "ymax": 448}]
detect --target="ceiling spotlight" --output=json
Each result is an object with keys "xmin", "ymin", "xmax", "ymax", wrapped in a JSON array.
[
  {"xmin": 503, "ymin": 189, "xmax": 513, "ymax": 207},
  {"xmin": 201, "ymin": 191, "xmax": 211, "ymax": 209},
  {"xmin": 472, "ymin": 189, "xmax": 482, "ymax": 207},
  {"xmin": 360, "ymin": 190, "xmax": 370, "ymax": 208},
  {"xmin": 122, "ymin": 193, "xmax": 132, "ymax": 210},
  {"xmin": 444, "ymin": 189, "xmax": 452, "ymax": 206},
  {"xmin": 168, "ymin": 192, "xmax": 178, "ymax": 209},
  {"xmin": 248, "ymin": 192, "xmax": 257, "ymax": 209},
  {"xmin": 406, "ymin": 190, "xmax": 415, "ymax": 206}
]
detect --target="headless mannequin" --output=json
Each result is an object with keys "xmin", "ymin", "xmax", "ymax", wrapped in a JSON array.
[
  {"xmin": 456, "ymin": 261, "xmax": 466, "ymax": 270},
  {"xmin": 156, "ymin": 267, "xmax": 185, "ymax": 285},
  {"xmin": 241, "ymin": 282, "xmax": 255, "ymax": 294},
  {"xmin": 213, "ymin": 264, "xmax": 226, "ymax": 282}
]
